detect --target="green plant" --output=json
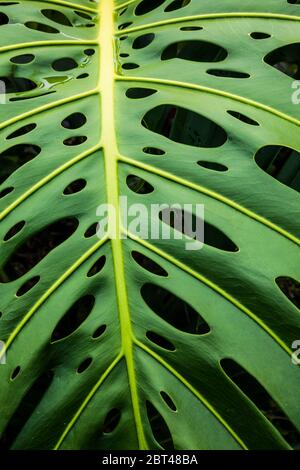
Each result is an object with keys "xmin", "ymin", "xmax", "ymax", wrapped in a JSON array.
[{"xmin": 0, "ymin": 0, "xmax": 299, "ymax": 450}]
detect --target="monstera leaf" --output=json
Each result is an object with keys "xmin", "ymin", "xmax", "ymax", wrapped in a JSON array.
[{"xmin": 0, "ymin": 0, "xmax": 299, "ymax": 451}]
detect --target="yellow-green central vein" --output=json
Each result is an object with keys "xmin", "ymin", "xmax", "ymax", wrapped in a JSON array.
[{"xmin": 99, "ymin": 0, "xmax": 147, "ymax": 450}]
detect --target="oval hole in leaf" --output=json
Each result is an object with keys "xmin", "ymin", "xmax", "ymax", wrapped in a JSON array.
[
  {"xmin": 87, "ymin": 255, "xmax": 106, "ymax": 278},
  {"xmin": 197, "ymin": 161, "xmax": 228, "ymax": 172},
  {"xmin": 118, "ymin": 22, "xmax": 132, "ymax": 30},
  {"xmin": 146, "ymin": 331, "xmax": 176, "ymax": 351},
  {"xmin": 16, "ymin": 276, "xmax": 40, "ymax": 297},
  {"xmin": 126, "ymin": 87, "xmax": 157, "ymax": 99},
  {"xmin": 63, "ymin": 179, "xmax": 87, "ymax": 195},
  {"xmin": 126, "ymin": 175, "xmax": 154, "ymax": 194},
  {"xmin": 160, "ymin": 391, "xmax": 177, "ymax": 411},
  {"xmin": 77, "ymin": 73, "xmax": 89, "ymax": 79},
  {"xmin": 6, "ymin": 123, "xmax": 36, "ymax": 140},
  {"xmin": 10, "ymin": 54, "xmax": 34, "ymax": 64},
  {"xmin": 132, "ymin": 33, "xmax": 155, "ymax": 49},
  {"xmin": 143, "ymin": 147, "xmax": 165, "ymax": 155},
  {"xmin": 92, "ymin": 324, "xmax": 106, "ymax": 339},
  {"xmin": 276, "ymin": 276, "xmax": 300, "ymax": 309},
  {"xmin": 25, "ymin": 22, "xmax": 59, "ymax": 33},
  {"xmin": 135, "ymin": 0, "xmax": 166, "ymax": 15},
  {"xmin": 0, "ymin": 76, "xmax": 37, "ymax": 93},
  {"xmin": 0, "ymin": 144, "xmax": 41, "ymax": 184},
  {"xmin": 4, "ymin": 221, "xmax": 25, "ymax": 241},
  {"xmin": 0, "ymin": 187, "xmax": 13, "ymax": 199},
  {"xmin": 146, "ymin": 401, "xmax": 174, "ymax": 450},
  {"xmin": 0, "ymin": 370, "xmax": 54, "ymax": 449},
  {"xmin": 227, "ymin": 110, "xmax": 259, "ymax": 126},
  {"xmin": 10, "ymin": 366, "xmax": 21, "ymax": 380},
  {"xmin": 122, "ymin": 62, "xmax": 140, "ymax": 69},
  {"xmin": 162, "ymin": 40, "xmax": 227, "ymax": 62},
  {"xmin": 52, "ymin": 57, "xmax": 77, "ymax": 71},
  {"xmin": 132, "ymin": 251, "xmax": 168, "ymax": 277},
  {"xmin": 207, "ymin": 69, "xmax": 250, "ymax": 78},
  {"xmin": 84, "ymin": 48, "xmax": 95, "ymax": 56},
  {"xmin": 165, "ymin": 0, "xmax": 191, "ymax": 11},
  {"xmin": 142, "ymin": 283, "xmax": 210, "ymax": 334},
  {"xmin": 142, "ymin": 104, "xmax": 227, "ymax": 148},
  {"xmin": 41, "ymin": 9, "xmax": 72, "ymax": 26},
  {"xmin": 74, "ymin": 10, "xmax": 93, "ymax": 20},
  {"xmin": 159, "ymin": 207, "xmax": 238, "ymax": 252},
  {"xmin": 51, "ymin": 295, "xmax": 95, "ymax": 342},
  {"xmin": 221, "ymin": 358, "xmax": 300, "ymax": 448},
  {"xmin": 255, "ymin": 145, "xmax": 300, "ymax": 193},
  {"xmin": 250, "ymin": 32, "xmax": 271, "ymax": 39},
  {"xmin": 264, "ymin": 43, "xmax": 300, "ymax": 79},
  {"xmin": 0, "ymin": 217, "xmax": 79, "ymax": 282},
  {"xmin": 77, "ymin": 357, "xmax": 93, "ymax": 374},
  {"xmin": 61, "ymin": 112, "xmax": 86, "ymax": 129},
  {"xmin": 84, "ymin": 222, "xmax": 98, "ymax": 238},
  {"xmin": 102, "ymin": 409, "xmax": 121, "ymax": 434},
  {"xmin": 63, "ymin": 136, "xmax": 87, "ymax": 146},
  {"xmin": 180, "ymin": 26, "xmax": 203, "ymax": 31},
  {"xmin": 0, "ymin": 12, "xmax": 9, "ymax": 25}
]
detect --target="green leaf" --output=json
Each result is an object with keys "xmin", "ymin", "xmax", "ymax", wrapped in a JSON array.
[{"xmin": 0, "ymin": 0, "xmax": 300, "ymax": 450}]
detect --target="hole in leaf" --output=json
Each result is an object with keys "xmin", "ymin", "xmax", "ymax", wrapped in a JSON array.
[
  {"xmin": 16, "ymin": 276, "xmax": 40, "ymax": 297},
  {"xmin": 10, "ymin": 366, "xmax": 21, "ymax": 380},
  {"xmin": 126, "ymin": 175, "xmax": 154, "ymax": 194},
  {"xmin": 0, "ymin": 187, "xmax": 13, "ymax": 199},
  {"xmin": 87, "ymin": 255, "xmax": 106, "ymax": 277},
  {"xmin": 63, "ymin": 179, "xmax": 87, "ymax": 195},
  {"xmin": 10, "ymin": 91, "xmax": 55, "ymax": 101},
  {"xmin": 10, "ymin": 54, "xmax": 34, "ymax": 64},
  {"xmin": 120, "ymin": 53, "xmax": 129, "ymax": 58},
  {"xmin": 132, "ymin": 251, "xmax": 168, "ymax": 277},
  {"xmin": 142, "ymin": 283, "xmax": 210, "ymax": 334},
  {"xmin": 63, "ymin": 136, "xmax": 87, "ymax": 146},
  {"xmin": 0, "ymin": 218, "xmax": 79, "ymax": 282},
  {"xmin": 162, "ymin": 40, "xmax": 227, "ymax": 62},
  {"xmin": 0, "ymin": 144, "xmax": 41, "ymax": 184},
  {"xmin": 3, "ymin": 221, "xmax": 25, "ymax": 241},
  {"xmin": 207, "ymin": 69, "xmax": 250, "ymax": 78},
  {"xmin": 160, "ymin": 391, "xmax": 177, "ymax": 411},
  {"xmin": 165, "ymin": 0, "xmax": 191, "ymax": 11},
  {"xmin": 221, "ymin": 358, "xmax": 300, "ymax": 448},
  {"xmin": 102, "ymin": 409, "xmax": 121, "ymax": 434},
  {"xmin": 51, "ymin": 295, "xmax": 95, "ymax": 342},
  {"xmin": 84, "ymin": 48, "xmax": 95, "ymax": 56},
  {"xmin": 0, "ymin": 12, "xmax": 9, "ymax": 25},
  {"xmin": 197, "ymin": 161, "xmax": 228, "ymax": 172},
  {"xmin": 146, "ymin": 331, "xmax": 175, "ymax": 351},
  {"xmin": 77, "ymin": 357, "xmax": 93, "ymax": 373},
  {"xmin": 77, "ymin": 73, "xmax": 89, "ymax": 79},
  {"xmin": 264, "ymin": 43, "xmax": 300, "ymax": 79},
  {"xmin": 74, "ymin": 10, "xmax": 93, "ymax": 20},
  {"xmin": 143, "ymin": 105, "xmax": 227, "ymax": 148},
  {"xmin": 180, "ymin": 26, "xmax": 203, "ymax": 31},
  {"xmin": 122, "ymin": 63, "xmax": 140, "ymax": 69},
  {"xmin": 159, "ymin": 207, "xmax": 238, "ymax": 252},
  {"xmin": 135, "ymin": 0, "xmax": 165, "ymax": 15},
  {"xmin": 0, "ymin": 370, "xmax": 54, "ymax": 450},
  {"xmin": 61, "ymin": 112, "xmax": 86, "ymax": 129},
  {"xmin": 143, "ymin": 147, "xmax": 165, "ymax": 155},
  {"xmin": 118, "ymin": 22, "xmax": 133, "ymax": 30},
  {"xmin": 250, "ymin": 32, "xmax": 271, "ymax": 39},
  {"xmin": 276, "ymin": 277, "xmax": 300, "ymax": 309},
  {"xmin": 126, "ymin": 87, "xmax": 157, "ymax": 99},
  {"xmin": 25, "ymin": 22, "xmax": 59, "ymax": 33},
  {"xmin": 92, "ymin": 325, "xmax": 106, "ymax": 339},
  {"xmin": 52, "ymin": 58, "xmax": 77, "ymax": 71},
  {"xmin": 133, "ymin": 33, "xmax": 155, "ymax": 49},
  {"xmin": 41, "ymin": 9, "xmax": 72, "ymax": 26},
  {"xmin": 84, "ymin": 222, "xmax": 98, "ymax": 238},
  {"xmin": 146, "ymin": 401, "xmax": 174, "ymax": 449},
  {"xmin": 255, "ymin": 145, "xmax": 300, "ymax": 193},
  {"xmin": 0, "ymin": 76, "xmax": 37, "ymax": 93},
  {"xmin": 6, "ymin": 123, "xmax": 36, "ymax": 140},
  {"xmin": 227, "ymin": 110, "xmax": 259, "ymax": 126}
]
